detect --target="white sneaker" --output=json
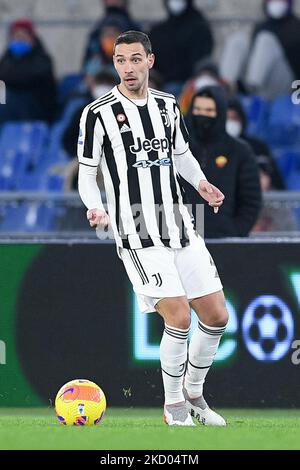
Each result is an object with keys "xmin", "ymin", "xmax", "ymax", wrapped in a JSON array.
[
  {"xmin": 184, "ymin": 390, "xmax": 226, "ymax": 426},
  {"xmin": 163, "ymin": 401, "xmax": 196, "ymax": 426}
]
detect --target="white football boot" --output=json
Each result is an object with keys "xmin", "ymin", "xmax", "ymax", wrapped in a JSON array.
[
  {"xmin": 163, "ymin": 401, "xmax": 195, "ymax": 426},
  {"xmin": 183, "ymin": 389, "xmax": 226, "ymax": 426}
]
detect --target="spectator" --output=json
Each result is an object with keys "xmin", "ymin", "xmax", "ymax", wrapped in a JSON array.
[
  {"xmin": 84, "ymin": 16, "xmax": 124, "ymax": 78},
  {"xmin": 149, "ymin": 0, "xmax": 214, "ymax": 96},
  {"xmin": 226, "ymin": 97, "xmax": 285, "ymax": 189},
  {"xmin": 179, "ymin": 60, "xmax": 224, "ymax": 115},
  {"xmin": 63, "ymin": 69, "xmax": 117, "ymax": 160},
  {"xmin": 83, "ymin": 0, "xmax": 141, "ymax": 68},
  {"xmin": 182, "ymin": 86, "xmax": 262, "ymax": 238},
  {"xmin": 0, "ymin": 18, "xmax": 56, "ymax": 123},
  {"xmin": 219, "ymin": 0, "xmax": 300, "ymax": 99},
  {"xmin": 62, "ymin": 70, "xmax": 116, "ymax": 196}
]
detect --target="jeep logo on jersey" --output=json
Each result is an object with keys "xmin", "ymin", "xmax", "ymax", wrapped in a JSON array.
[
  {"xmin": 132, "ymin": 158, "xmax": 171, "ymax": 169},
  {"xmin": 130, "ymin": 137, "xmax": 170, "ymax": 154}
]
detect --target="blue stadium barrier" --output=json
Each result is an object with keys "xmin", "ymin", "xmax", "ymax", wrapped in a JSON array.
[{"xmin": 0, "ymin": 203, "xmax": 59, "ymax": 232}]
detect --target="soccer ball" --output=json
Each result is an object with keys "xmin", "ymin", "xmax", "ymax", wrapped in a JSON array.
[{"xmin": 55, "ymin": 379, "xmax": 106, "ymax": 426}]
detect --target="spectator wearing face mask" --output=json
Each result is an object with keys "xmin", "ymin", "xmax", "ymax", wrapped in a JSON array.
[
  {"xmin": 227, "ymin": 97, "xmax": 285, "ymax": 190},
  {"xmin": 219, "ymin": 0, "xmax": 300, "ymax": 99},
  {"xmin": 83, "ymin": 16, "xmax": 124, "ymax": 79},
  {"xmin": 182, "ymin": 86, "xmax": 262, "ymax": 238},
  {"xmin": 62, "ymin": 69, "xmax": 117, "ymax": 161},
  {"xmin": 149, "ymin": 0, "xmax": 214, "ymax": 97},
  {"xmin": 61, "ymin": 69, "xmax": 116, "ymax": 223},
  {"xmin": 0, "ymin": 18, "xmax": 56, "ymax": 123},
  {"xmin": 179, "ymin": 60, "xmax": 225, "ymax": 115},
  {"xmin": 83, "ymin": 0, "xmax": 141, "ymax": 68}
]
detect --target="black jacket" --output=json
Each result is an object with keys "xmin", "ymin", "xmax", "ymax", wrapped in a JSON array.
[
  {"xmin": 83, "ymin": 7, "xmax": 141, "ymax": 67},
  {"xmin": 182, "ymin": 86, "xmax": 262, "ymax": 238},
  {"xmin": 63, "ymin": 97, "xmax": 91, "ymax": 157},
  {"xmin": 149, "ymin": 1, "xmax": 213, "ymax": 83},
  {"xmin": 0, "ymin": 39, "xmax": 56, "ymax": 122}
]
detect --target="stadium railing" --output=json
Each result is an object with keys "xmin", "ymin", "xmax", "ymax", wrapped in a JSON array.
[{"xmin": 0, "ymin": 191, "xmax": 299, "ymax": 241}]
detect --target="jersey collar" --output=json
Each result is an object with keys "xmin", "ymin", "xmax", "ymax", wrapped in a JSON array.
[{"xmin": 114, "ymin": 85, "xmax": 150, "ymax": 109}]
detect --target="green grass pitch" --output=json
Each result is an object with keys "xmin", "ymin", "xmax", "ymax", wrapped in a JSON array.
[{"xmin": 0, "ymin": 408, "xmax": 300, "ymax": 450}]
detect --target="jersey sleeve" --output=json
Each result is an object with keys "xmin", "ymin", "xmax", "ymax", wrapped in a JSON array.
[
  {"xmin": 173, "ymin": 101, "xmax": 189, "ymax": 157},
  {"xmin": 173, "ymin": 102, "xmax": 207, "ymax": 190},
  {"xmin": 77, "ymin": 105, "xmax": 104, "ymax": 166},
  {"xmin": 78, "ymin": 164, "xmax": 105, "ymax": 211},
  {"xmin": 77, "ymin": 105, "xmax": 105, "ymax": 210}
]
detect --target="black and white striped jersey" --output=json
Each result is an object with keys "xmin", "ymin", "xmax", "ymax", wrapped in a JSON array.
[{"xmin": 78, "ymin": 86, "xmax": 206, "ymax": 250}]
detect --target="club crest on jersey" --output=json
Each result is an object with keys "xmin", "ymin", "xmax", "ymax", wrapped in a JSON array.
[
  {"xmin": 116, "ymin": 113, "xmax": 126, "ymax": 123},
  {"xmin": 159, "ymin": 108, "xmax": 171, "ymax": 127},
  {"xmin": 130, "ymin": 137, "xmax": 170, "ymax": 154}
]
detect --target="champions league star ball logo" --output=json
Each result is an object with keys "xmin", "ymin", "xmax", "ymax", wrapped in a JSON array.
[{"xmin": 242, "ymin": 295, "xmax": 294, "ymax": 362}]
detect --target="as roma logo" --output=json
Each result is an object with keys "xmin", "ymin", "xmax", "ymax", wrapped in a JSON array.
[
  {"xmin": 215, "ymin": 155, "xmax": 228, "ymax": 168},
  {"xmin": 117, "ymin": 114, "xmax": 126, "ymax": 123}
]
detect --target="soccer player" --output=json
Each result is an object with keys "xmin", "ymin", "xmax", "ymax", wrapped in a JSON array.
[{"xmin": 78, "ymin": 31, "xmax": 228, "ymax": 426}]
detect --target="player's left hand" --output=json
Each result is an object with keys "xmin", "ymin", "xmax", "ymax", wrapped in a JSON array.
[{"xmin": 198, "ymin": 180, "xmax": 225, "ymax": 214}]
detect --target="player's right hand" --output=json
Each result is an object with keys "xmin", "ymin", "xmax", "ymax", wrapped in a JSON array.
[{"xmin": 87, "ymin": 209, "xmax": 110, "ymax": 229}]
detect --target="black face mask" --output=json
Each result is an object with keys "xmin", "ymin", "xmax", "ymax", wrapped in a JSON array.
[{"xmin": 192, "ymin": 115, "xmax": 217, "ymax": 138}]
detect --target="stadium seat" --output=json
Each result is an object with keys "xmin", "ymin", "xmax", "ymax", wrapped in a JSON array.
[
  {"xmin": 273, "ymin": 149, "xmax": 300, "ymax": 186},
  {"xmin": 58, "ymin": 73, "xmax": 83, "ymax": 105},
  {"xmin": 239, "ymin": 95, "xmax": 269, "ymax": 137},
  {"xmin": 0, "ymin": 122, "xmax": 49, "ymax": 190},
  {"xmin": 266, "ymin": 96, "xmax": 300, "ymax": 147},
  {"xmin": 39, "ymin": 97, "xmax": 87, "ymax": 191},
  {"xmin": 45, "ymin": 96, "xmax": 86, "ymax": 163},
  {"xmin": 0, "ymin": 121, "xmax": 49, "ymax": 167},
  {"xmin": 0, "ymin": 149, "xmax": 37, "ymax": 190},
  {"xmin": 0, "ymin": 98, "xmax": 85, "ymax": 192}
]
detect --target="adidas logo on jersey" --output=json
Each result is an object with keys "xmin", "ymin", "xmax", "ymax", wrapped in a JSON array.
[
  {"xmin": 130, "ymin": 137, "xmax": 170, "ymax": 154},
  {"xmin": 120, "ymin": 123, "xmax": 131, "ymax": 134}
]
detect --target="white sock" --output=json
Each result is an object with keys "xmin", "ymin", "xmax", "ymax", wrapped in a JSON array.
[
  {"xmin": 160, "ymin": 324, "xmax": 190, "ymax": 405},
  {"xmin": 185, "ymin": 320, "xmax": 227, "ymax": 399}
]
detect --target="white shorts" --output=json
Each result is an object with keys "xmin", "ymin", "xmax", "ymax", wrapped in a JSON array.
[{"xmin": 120, "ymin": 234, "xmax": 223, "ymax": 313}]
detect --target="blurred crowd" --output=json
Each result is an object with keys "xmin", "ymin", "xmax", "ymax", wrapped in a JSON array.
[{"xmin": 0, "ymin": 0, "xmax": 300, "ymax": 236}]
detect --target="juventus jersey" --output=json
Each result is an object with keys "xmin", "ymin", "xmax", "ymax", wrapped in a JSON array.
[{"xmin": 78, "ymin": 86, "xmax": 205, "ymax": 250}]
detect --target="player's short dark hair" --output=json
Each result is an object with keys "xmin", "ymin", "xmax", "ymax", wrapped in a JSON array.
[{"xmin": 114, "ymin": 30, "xmax": 152, "ymax": 56}]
